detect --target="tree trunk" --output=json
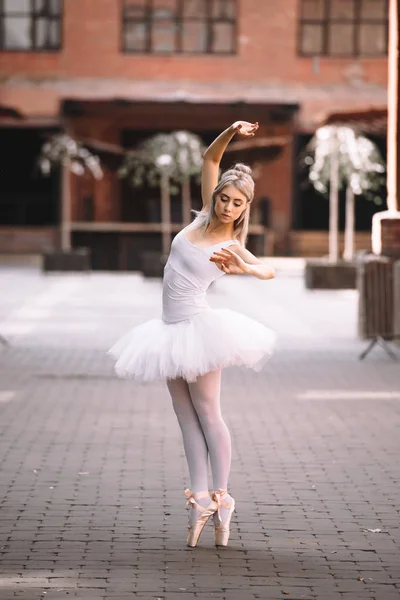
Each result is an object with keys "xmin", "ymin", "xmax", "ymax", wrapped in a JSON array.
[
  {"xmin": 329, "ymin": 139, "xmax": 339, "ymax": 263},
  {"xmin": 160, "ymin": 171, "xmax": 171, "ymax": 256},
  {"xmin": 181, "ymin": 176, "xmax": 191, "ymax": 225},
  {"xmin": 60, "ymin": 161, "xmax": 71, "ymax": 252},
  {"xmin": 343, "ymin": 186, "xmax": 355, "ymax": 262}
]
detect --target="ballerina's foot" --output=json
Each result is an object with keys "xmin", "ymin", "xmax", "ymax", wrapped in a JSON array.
[
  {"xmin": 212, "ymin": 489, "xmax": 235, "ymax": 547},
  {"xmin": 185, "ymin": 489, "xmax": 218, "ymax": 548}
]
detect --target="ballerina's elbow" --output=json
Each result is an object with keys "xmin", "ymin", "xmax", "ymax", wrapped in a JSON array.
[
  {"xmin": 202, "ymin": 152, "xmax": 219, "ymax": 164},
  {"xmin": 265, "ymin": 267, "xmax": 275, "ymax": 280}
]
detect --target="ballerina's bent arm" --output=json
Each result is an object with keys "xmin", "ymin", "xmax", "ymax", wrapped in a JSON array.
[
  {"xmin": 210, "ymin": 246, "xmax": 275, "ymax": 281},
  {"xmin": 201, "ymin": 121, "xmax": 259, "ymax": 211},
  {"xmin": 203, "ymin": 124, "xmax": 275, "ymax": 281}
]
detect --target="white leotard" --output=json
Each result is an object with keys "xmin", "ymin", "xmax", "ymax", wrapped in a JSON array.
[{"xmin": 162, "ymin": 228, "xmax": 238, "ymax": 324}]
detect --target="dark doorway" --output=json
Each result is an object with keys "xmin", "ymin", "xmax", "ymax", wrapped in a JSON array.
[
  {"xmin": 0, "ymin": 127, "xmax": 60, "ymax": 226},
  {"xmin": 72, "ymin": 231, "xmax": 163, "ymax": 271}
]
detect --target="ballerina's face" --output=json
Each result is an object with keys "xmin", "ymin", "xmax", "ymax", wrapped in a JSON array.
[{"xmin": 214, "ymin": 185, "xmax": 248, "ymax": 224}]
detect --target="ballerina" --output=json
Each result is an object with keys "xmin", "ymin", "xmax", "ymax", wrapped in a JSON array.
[{"xmin": 108, "ymin": 121, "xmax": 276, "ymax": 547}]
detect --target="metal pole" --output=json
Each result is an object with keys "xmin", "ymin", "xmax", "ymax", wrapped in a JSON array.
[{"xmin": 387, "ymin": 0, "xmax": 400, "ymax": 212}]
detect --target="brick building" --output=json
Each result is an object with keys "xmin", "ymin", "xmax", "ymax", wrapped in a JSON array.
[{"xmin": 0, "ymin": 0, "xmax": 389, "ymax": 266}]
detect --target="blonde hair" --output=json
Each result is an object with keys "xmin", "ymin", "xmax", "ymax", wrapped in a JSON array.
[{"xmin": 191, "ymin": 163, "xmax": 255, "ymax": 246}]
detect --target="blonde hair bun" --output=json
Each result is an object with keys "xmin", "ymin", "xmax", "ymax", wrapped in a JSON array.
[{"xmin": 232, "ymin": 163, "xmax": 253, "ymax": 177}]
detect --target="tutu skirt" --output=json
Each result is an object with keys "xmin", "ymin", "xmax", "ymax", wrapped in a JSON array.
[{"xmin": 107, "ymin": 308, "xmax": 276, "ymax": 383}]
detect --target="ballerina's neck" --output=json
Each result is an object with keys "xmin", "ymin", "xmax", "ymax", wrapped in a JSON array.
[{"xmin": 185, "ymin": 224, "xmax": 235, "ymax": 248}]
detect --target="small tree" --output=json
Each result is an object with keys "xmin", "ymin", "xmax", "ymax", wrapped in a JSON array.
[
  {"xmin": 38, "ymin": 134, "xmax": 103, "ymax": 252},
  {"xmin": 120, "ymin": 131, "xmax": 205, "ymax": 254},
  {"xmin": 305, "ymin": 126, "xmax": 385, "ymax": 262},
  {"xmin": 171, "ymin": 131, "xmax": 205, "ymax": 224}
]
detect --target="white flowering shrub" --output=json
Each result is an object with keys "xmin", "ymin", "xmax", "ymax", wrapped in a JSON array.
[
  {"xmin": 120, "ymin": 131, "xmax": 205, "ymax": 194},
  {"xmin": 38, "ymin": 134, "xmax": 103, "ymax": 180},
  {"xmin": 305, "ymin": 126, "xmax": 386, "ymax": 203}
]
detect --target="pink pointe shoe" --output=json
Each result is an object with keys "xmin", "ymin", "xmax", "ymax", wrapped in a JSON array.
[
  {"xmin": 212, "ymin": 489, "xmax": 235, "ymax": 547},
  {"xmin": 184, "ymin": 489, "xmax": 219, "ymax": 548}
]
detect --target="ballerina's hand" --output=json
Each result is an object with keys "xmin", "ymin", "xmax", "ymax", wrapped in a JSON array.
[
  {"xmin": 210, "ymin": 247, "xmax": 249, "ymax": 275},
  {"xmin": 232, "ymin": 121, "xmax": 259, "ymax": 137}
]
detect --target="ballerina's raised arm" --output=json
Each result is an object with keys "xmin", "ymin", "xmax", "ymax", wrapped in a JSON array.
[{"xmin": 201, "ymin": 121, "xmax": 259, "ymax": 211}]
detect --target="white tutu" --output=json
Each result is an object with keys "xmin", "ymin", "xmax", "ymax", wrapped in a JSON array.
[{"xmin": 107, "ymin": 308, "xmax": 276, "ymax": 383}]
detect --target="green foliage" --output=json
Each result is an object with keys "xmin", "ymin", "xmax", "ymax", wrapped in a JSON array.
[
  {"xmin": 38, "ymin": 134, "xmax": 103, "ymax": 179},
  {"xmin": 304, "ymin": 126, "xmax": 386, "ymax": 204},
  {"xmin": 119, "ymin": 130, "xmax": 205, "ymax": 194}
]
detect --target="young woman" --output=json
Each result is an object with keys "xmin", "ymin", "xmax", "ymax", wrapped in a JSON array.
[{"xmin": 108, "ymin": 121, "xmax": 276, "ymax": 548}]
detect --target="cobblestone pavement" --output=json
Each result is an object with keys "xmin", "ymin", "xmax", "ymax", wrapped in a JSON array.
[{"xmin": 0, "ymin": 265, "xmax": 399, "ymax": 600}]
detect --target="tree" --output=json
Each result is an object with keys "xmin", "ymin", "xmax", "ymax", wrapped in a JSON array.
[
  {"xmin": 305, "ymin": 126, "xmax": 385, "ymax": 262},
  {"xmin": 120, "ymin": 131, "xmax": 205, "ymax": 255},
  {"xmin": 38, "ymin": 134, "xmax": 103, "ymax": 252}
]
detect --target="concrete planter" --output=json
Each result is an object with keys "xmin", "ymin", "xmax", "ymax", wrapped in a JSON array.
[
  {"xmin": 42, "ymin": 248, "xmax": 91, "ymax": 272},
  {"xmin": 140, "ymin": 251, "xmax": 167, "ymax": 278},
  {"xmin": 305, "ymin": 259, "xmax": 357, "ymax": 289}
]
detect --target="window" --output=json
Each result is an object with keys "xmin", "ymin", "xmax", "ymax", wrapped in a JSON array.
[
  {"xmin": 299, "ymin": 0, "xmax": 388, "ymax": 56},
  {"xmin": 0, "ymin": 0, "xmax": 62, "ymax": 51},
  {"xmin": 122, "ymin": 0, "xmax": 236, "ymax": 54}
]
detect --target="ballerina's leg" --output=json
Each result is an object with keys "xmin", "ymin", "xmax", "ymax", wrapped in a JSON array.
[
  {"xmin": 167, "ymin": 377, "xmax": 212, "ymax": 524},
  {"xmin": 187, "ymin": 370, "xmax": 230, "ymax": 490},
  {"xmin": 187, "ymin": 370, "xmax": 234, "ymax": 519}
]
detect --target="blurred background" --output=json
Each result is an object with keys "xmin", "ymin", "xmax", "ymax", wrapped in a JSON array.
[
  {"xmin": 0, "ymin": 0, "xmax": 390, "ymax": 270},
  {"xmin": 1, "ymin": 6, "xmax": 400, "ymax": 598}
]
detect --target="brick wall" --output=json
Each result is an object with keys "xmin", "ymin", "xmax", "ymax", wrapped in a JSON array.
[
  {"xmin": 0, "ymin": 1, "xmax": 388, "ymax": 258},
  {"xmin": 0, "ymin": 0, "xmax": 387, "ymax": 125}
]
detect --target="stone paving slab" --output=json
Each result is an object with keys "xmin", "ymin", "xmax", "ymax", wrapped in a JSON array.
[{"xmin": 0, "ymin": 269, "xmax": 399, "ymax": 599}]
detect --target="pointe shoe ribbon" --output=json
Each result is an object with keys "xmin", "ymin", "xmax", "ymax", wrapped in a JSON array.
[
  {"xmin": 184, "ymin": 488, "xmax": 219, "ymax": 547},
  {"xmin": 211, "ymin": 488, "xmax": 231, "ymax": 521},
  {"xmin": 184, "ymin": 488, "xmax": 208, "ymax": 513}
]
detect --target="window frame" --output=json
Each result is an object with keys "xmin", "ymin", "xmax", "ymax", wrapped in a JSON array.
[
  {"xmin": 121, "ymin": 0, "xmax": 237, "ymax": 55},
  {"xmin": 298, "ymin": 0, "xmax": 389, "ymax": 57},
  {"xmin": 0, "ymin": 0, "xmax": 63, "ymax": 53}
]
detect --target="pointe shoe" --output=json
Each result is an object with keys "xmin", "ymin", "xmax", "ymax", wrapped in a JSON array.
[
  {"xmin": 184, "ymin": 489, "xmax": 218, "ymax": 548},
  {"xmin": 212, "ymin": 489, "xmax": 235, "ymax": 547}
]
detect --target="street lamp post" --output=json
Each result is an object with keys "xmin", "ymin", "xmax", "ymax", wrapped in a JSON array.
[
  {"xmin": 387, "ymin": 0, "xmax": 400, "ymax": 213},
  {"xmin": 372, "ymin": 0, "xmax": 400, "ymax": 256}
]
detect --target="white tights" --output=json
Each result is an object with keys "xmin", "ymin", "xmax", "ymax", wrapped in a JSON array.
[{"xmin": 167, "ymin": 370, "xmax": 233, "ymax": 522}]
